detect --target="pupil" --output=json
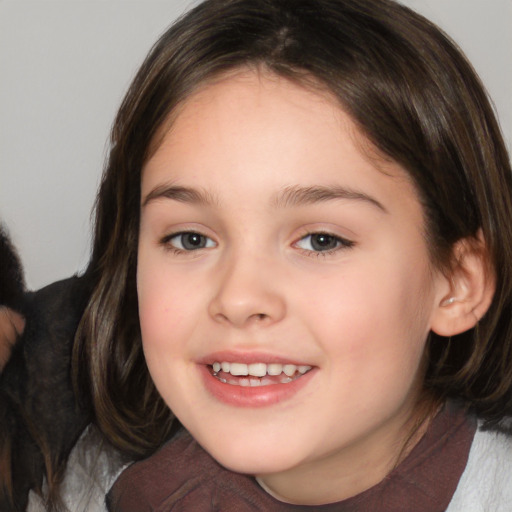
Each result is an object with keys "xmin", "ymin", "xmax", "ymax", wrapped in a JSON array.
[
  {"xmin": 311, "ymin": 234, "xmax": 337, "ymax": 251},
  {"xmin": 182, "ymin": 233, "xmax": 205, "ymax": 250}
]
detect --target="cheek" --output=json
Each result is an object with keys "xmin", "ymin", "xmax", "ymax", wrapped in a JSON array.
[
  {"xmin": 137, "ymin": 262, "xmax": 196, "ymax": 410},
  {"xmin": 137, "ymin": 251, "xmax": 181, "ymax": 352},
  {"xmin": 138, "ymin": 279, "xmax": 185, "ymax": 354},
  {"xmin": 303, "ymin": 254, "xmax": 434, "ymax": 374},
  {"xmin": 137, "ymin": 251, "xmax": 209, "ymax": 370}
]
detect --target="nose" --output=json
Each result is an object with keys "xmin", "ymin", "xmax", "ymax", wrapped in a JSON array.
[{"xmin": 208, "ymin": 254, "xmax": 286, "ymax": 328}]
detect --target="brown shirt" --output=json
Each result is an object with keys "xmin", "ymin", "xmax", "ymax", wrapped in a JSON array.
[{"xmin": 107, "ymin": 401, "xmax": 476, "ymax": 511}]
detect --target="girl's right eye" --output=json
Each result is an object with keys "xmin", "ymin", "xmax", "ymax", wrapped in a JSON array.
[{"xmin": 162, "ymin": 232, "xmax": 216, "ymax": 252}]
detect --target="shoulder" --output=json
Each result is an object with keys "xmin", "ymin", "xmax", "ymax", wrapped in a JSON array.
[
  {"xmin": 107, "ymin": 430, "xmax": 271, "ymax": 512},
  {"xmin": 447, "ymin": 423, "xmax": 512, "ymax": 511},
  {"xmin": 28, "ymin": 426, "xmax": 128, "ymax": 512},
  {"xmin": 113, "ymin": 428, "xmax": 219, "ymax": 484},
  {"xmin": 107, "ymin": 430, "xmax": 219, "ymax": 511}
]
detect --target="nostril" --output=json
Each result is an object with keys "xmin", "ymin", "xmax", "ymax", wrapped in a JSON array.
[
  {"xmin": 208, "ymin": 286, "xmax": 286, "ymax": 327},
  {"xmin": 249, "ymin": 313, "xmax": 271, "ymax": 324}
]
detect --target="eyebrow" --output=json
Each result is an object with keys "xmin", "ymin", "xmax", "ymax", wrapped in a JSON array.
[
  {"xmin": 271, "ymin": 185, "xmax": 387, "ymax": 212},
  {"xmin": 142, "ymin": 183, "xmax": 387, "ymax": 213},
  {"xmin": 142, "ymin": 184, "xmax": 219, "ymax": 207}
]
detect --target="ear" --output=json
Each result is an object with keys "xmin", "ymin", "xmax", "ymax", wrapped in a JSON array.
[{"xmin": 430, "ymin": 231, "xmax": 495, "ymax": 337}]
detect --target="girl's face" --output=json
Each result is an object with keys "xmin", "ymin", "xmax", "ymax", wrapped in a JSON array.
[{"xmin": 137, "ymin": 71, "xmax": 448, "ymax": 504}]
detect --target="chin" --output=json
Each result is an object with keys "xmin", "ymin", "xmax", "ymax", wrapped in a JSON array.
[
  {"xmin": 216, "ymin": 453, "xmax": 295, "ymax": 476},
  {"xmin": 197, "ymin": 430, "xmax": 306, "ymax": 476}
]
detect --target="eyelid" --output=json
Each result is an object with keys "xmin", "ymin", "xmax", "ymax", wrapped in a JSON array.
[
  {"xmin": 293, "ymin": 230, "xmax": 355, "ymax": 256},
  {"xmin": 160, "ymin": 230, "xmax": 217, "ymax": 253}
]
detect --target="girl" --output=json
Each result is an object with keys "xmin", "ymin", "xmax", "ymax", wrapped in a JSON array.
[{"xmin": 76, "ymin": 0, "xmax": 512, "ymax": 509}]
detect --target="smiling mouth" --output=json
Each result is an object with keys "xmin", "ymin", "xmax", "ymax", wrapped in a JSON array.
[{"xmin": 209, "ymin": 361, "xmax": 312, "ymax": 387}]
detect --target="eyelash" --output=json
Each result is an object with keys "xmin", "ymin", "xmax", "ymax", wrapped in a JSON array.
[
  {"xmin": 160, "ymin": 231, "xmax": 216, "ymax": 255},
  {"xmin": 160, "ymin": 230, "xmax": 355, "ymax": 257},
  {"xmin": 294, "ymin": 232, "xmax": 355, "ymax": 257}
]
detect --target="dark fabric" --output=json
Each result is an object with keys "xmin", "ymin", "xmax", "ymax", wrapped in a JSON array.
[
  {"xmin": 107, "ymin": 401, "xmax": 476, "ymax": 511},
  {"xmin": 0, "ymin": 275, "xmax": 94, "ymax": 511}
]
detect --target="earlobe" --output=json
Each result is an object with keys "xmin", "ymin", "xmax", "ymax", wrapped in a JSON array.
[{"xmin": 431, "ymin": 233, "xmax": 495, "ymax": 337}]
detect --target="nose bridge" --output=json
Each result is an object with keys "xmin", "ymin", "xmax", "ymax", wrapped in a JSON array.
[{"xmin": 208, "ymin": 242, "xmax": 286, "ymax": 327}]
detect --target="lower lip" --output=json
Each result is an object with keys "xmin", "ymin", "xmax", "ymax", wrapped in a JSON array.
[{"xmin": 199, "ymin": 365, "xmax": 316, "ymax": 408}]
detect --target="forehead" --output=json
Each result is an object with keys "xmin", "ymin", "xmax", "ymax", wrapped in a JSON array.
[
  {"xmin": 147, "ymin": 70, "xmax": 347, "ymax": 165},
  {"xmin": 142, "ymin": 70, "xmax": 419, "ymax": 217}
]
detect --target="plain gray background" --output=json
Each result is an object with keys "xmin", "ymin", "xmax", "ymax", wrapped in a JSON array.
[{"xmin": 1, "ymin": 0, "xmax": 511, "ymax": 289}]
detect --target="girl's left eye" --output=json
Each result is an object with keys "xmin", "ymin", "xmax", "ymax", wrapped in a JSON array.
[
  {"xmin": 295, "ymin": 232, "xmax": 354, "ymax": 253},
  {"xmin": 163, "ymin": 232, "xmax": 216, "ymax": 251}
]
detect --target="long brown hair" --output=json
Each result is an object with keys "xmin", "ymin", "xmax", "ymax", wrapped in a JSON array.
[{"xmin": 75, "ymin": 0, "xmax": 512, "ymax": 459}]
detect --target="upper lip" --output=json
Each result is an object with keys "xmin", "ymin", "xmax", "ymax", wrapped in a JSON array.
[{"xmin": 197, "ymin": 350, "xmax": 314, "ymax": 367}]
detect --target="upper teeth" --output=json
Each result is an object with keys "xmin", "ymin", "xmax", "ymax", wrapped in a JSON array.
[{"xmin": 212, "ymin": 362, "xmax": 311, "ymax": 377}]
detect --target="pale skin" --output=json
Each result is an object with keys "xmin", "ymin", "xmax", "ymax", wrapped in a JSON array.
[{"xmin": 137, "ymin": 70, "xmax": 493, "ymax": 505}]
